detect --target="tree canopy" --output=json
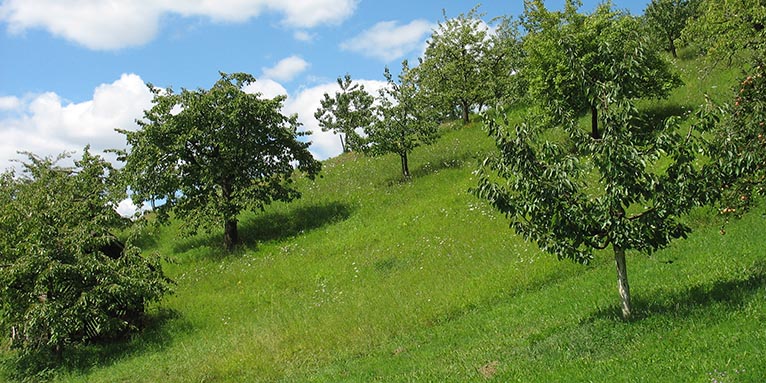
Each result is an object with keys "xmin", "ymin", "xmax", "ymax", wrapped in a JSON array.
[
  {"xmin": 643, "ymin": 0, "xmax": 700, "ymax": 58},
  {"xmin": 682, "ymin": 0, "xmax": 766, "ymax": 64},
  {"xmin": 117, "ymin": 72, "xmax": 321, "ymax": 251},
  {"xmin": 521, "ymin": 0, "xmax": 681, "ymax": 138},
  {"xmin": 314, "ymin": 74, "xmax": 375, "ymax": 153},
  {"xmin": 365, "ymin": 61, "xmax": 439, "ymax": 178},
  {"xmin": 417, "ymin": 7, "xmax": 520, "ymax": 124},
  {"xmin": 0, "ymin": 150, "xmax": 171, "ymax": 361}
]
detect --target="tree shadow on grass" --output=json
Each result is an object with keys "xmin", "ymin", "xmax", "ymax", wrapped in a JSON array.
[
  {"xmin": 172, "ymin": 201, "xmax": 354, "ymax": 254},
  {"xmin": 588, "ymin": 260, "xmax": 766, "ymax": 322},
  {"xmin": 638, "ymin": 103, "xmax": 694, "ymax": 130},
  {"xmin": 385, "ymin": 151, "xmax": 478, "ymax": 186},
  {"xmin": 4, "ymin": 307, "xmax": 187, "ymax": 382}
]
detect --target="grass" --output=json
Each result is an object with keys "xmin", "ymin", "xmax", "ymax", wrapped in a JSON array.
[{"xmin": 2, "ymin": 54, "xmax": 765, "ymax": 382}]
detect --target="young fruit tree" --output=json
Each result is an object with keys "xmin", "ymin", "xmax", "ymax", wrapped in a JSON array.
[
  {"xmin": 643, "ymin": 0, "xmax": 700, "ymax": 58},
  {"xmin": 707, "ymin": 62, "xmax": 766, "ymax": 218},
  {"xmin": 521, "ymin": 0, "xmax": 681, "ymax": 139},
  {"xmin": 0, "ymin": 150, "xmax": 171, "ymax": 360},
  {"xmin": 364, "ymin": 60, "xmax": 439, "ymax": 178},
  {"xmin": 116, "ymin": 72, "xmax": 321, "ymax": 251},
  {"xmin": 417, "ymin": 6, "xmax": 520, "ymax": 123},
  {"xmin": 314, "ymin": 74, "xmax": 375, "ymax": 153},
  {"xmin": 682, "ymin": 0, "xmax": 765, "ymax": 64},
  {"xmin": 475, "ymin": 92, "xmax": 708, "ymax": 320},
  {"xmin": 687, "ymin": 0, "xmax": 766, "ymax": 217}
]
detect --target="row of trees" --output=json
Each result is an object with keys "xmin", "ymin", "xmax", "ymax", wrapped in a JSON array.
[{"xmin": 2, "ymin": 0, "xmax": 763, "ymax": 366}]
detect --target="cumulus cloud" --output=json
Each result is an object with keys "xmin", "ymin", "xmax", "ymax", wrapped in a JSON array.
[
  {"xmin": 0, "ymin": 71, "xmax": 384, "ymax": 173},
  {"xmin": 0, "ymin": 0, "xmax": 358, "ymax": 50},
  {"xmin": 243, "ymin": 78, "xmax": 288, "ymax": 99},
  {"xmin": 0, "ymin": 96, "xmax": 21, "ymax": 111},
  {"xmin": 0, "ymin": 73, "xmax": 152, "ymax": 171},
  {"xmin": 340, "ymin": 19, "xmax": 435, "ymax": 62},
  {"xmin": 115, "ymin": 197, "xmax": 152, "ymax": 219},
  {"xmin": 262, "ymin": 56, "xmax": 310, "ymax": 82},
  {"xmin": 284, "ymin": 79, "xmax": 386, "ymax": 159}
]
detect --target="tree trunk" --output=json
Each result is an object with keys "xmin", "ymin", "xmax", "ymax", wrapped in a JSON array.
[
  {"xmin": 221, "ymin": 180, "xmax": 239, "ymax": 251},
  {"xmin": 461, "ymin": 101, "xmax": 470, "ymax": 124},
  {"xmin": 400, "ymin": 152, "xmax": 410, "ymax": 178},
  {"xmin": 339, "ymin": 134, "xmax": 348, "ymax": 153},
  {"xmin": 591, "ymin": 104, "xmax": 600, "ymax": 139},
  {"xmin": 614, "ymin": 246, "xmax": 632, "ymax": 320},
  {"xmin": 224, "ymin": 218, "xmax": 239, "ymax": 252},
  {"xmin": 669, "ymin": 36, "xmax": 677, "ymax": 59}
]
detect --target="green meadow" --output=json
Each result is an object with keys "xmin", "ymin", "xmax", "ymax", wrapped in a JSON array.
[{"xmin": 3, "ymin": 54, "xmax": 764, "ymax": 382}]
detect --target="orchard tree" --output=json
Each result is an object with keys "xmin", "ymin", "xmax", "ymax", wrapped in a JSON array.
[
  {"xmin": 417, "ymin": 6, "xmax": 519, "ymax": 124},
  {"xmin": 643, "ymin": 0, "xmax": 700, "ymax": 58},
  {"xmin": 682, "ymin": 0, "xmax": 765, "ymax": 64},
  {"xmin": 314, "ymin": 74, "xmax": 375, "ymax": 153},
  {"xmin": 707, "ymin": 63, "xmax": 766, "ymax": 218},
  {"xmin": 0, "ymin": 150, "xmax": 171, "ymax": 361},
  {"xmin": 117, "ymin": 72, "xmax": 321, "ymax": 251},
  {"xmin": 686, "ymin": 1, "xmax": 766, "ymax": 216},
  {"xmin": 482, "ymin": 16, "xmax": 526, "ymax": 107},
  {"xmin": 475, "ymin": 86, "xmax": 708, "ymax": 321},
  {"xmin": 365, "ymin": 60, "xmax": 439, "ymax": 178},
  {"xmin": 521, "ymin": 0, "xmax": 681, "ymax": 139}
]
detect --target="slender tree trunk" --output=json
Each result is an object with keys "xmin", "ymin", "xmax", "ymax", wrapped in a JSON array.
[
  {"xmin": 339, "ymin": 134, "xmax": 348, "ymax": 153},
  {"xmin": 400, "ymin": 152, "xmax": 410, "ymax": 178},
  {"xmin": 461, "ymin": 101, "xmax": 470, "ymax": 124},
  {"xmin": 591, "ymin": 104, "xmax": 600, "ymax": 139},
  {"xmin": 614, "ymin": 246, "xmax": 632, "ymax": 320}
]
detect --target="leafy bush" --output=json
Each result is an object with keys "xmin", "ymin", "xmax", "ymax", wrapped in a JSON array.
[{"xmin": 0, "ymin": 149, "xmax": 172, "ymax": 362}]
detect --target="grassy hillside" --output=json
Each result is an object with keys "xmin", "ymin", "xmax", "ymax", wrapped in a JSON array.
[{"xmin": 3, "ymin": 55, "xmax": 765, "ymax": 382}]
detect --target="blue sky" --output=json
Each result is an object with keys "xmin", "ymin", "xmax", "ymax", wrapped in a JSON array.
[{"xmin": 0, "ymin": 0, "xmax": 650, "ymax": 173}]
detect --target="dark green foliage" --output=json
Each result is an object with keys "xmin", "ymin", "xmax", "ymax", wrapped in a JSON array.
[
  {"xmin": 365, "ymin": 61, "xmax": 439, "ymax": 178},
  {"xmin": 116, "ymin": 72, "xmax": 322, "ymax": 251},
  {"xmin": 476, "ymin": 97, "xmax": 707, "ymax": 263},
  {"xmin": 314, "ymin": 74, "xmax": 375, "ymax": 153},
  {"xmin": 0, "ymin": 150, "xmax": 171, "ymax": 362}
]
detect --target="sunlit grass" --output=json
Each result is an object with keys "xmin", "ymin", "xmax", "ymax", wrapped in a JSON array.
[{"xmin": 2, "ymin": 54, "xmax": 764, "ymax": 382}]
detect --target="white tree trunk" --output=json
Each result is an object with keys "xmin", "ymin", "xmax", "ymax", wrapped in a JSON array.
[{"xmin": 614, "ymin": 246, "xmax": 632, "ymax": 320}]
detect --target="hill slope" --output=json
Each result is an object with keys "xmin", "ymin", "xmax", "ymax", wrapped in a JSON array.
[{"xmin": 4, "ymin": 57, "xmax": 765, "ymax": 382}]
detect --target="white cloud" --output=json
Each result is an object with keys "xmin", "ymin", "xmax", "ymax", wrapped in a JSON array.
[
  {"xmin": 115, "ymin": 197, "xmax": 152, "ymax": 219},
  {"xmin": 275, "ymin": 0, "xmax": 357, "ymax": 28},
  {"xmin": 262, "ymin": 56, "xmax": 310, "ymax": 82},
  {"xmin": 0, "ymin": 0, "xmax": 358, "ymax": 50},
  {"xmin": 340, "ymin": 19, "xmax": 435, "ymax": 62},
  {"xmin": 293, "ymin": 30, "xmax": 315, "ymax": 42},
  {"xmin": 0, "ymin": 73, "xmax": 152, "ymax": 171},
  {"xmin": 284, "ymin": 79, "xmax": 386, "ymax": 160},
  {"xmin": 0, "ymin": 72, "xmax": 385, "ymax": 172},
  {"xmin": 0, "ymin": 96, "xmax": 21, "ymax": 111},
  {"xmin": 243, "ymin": 78, "xmax": 288, "ymax": 99}
]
